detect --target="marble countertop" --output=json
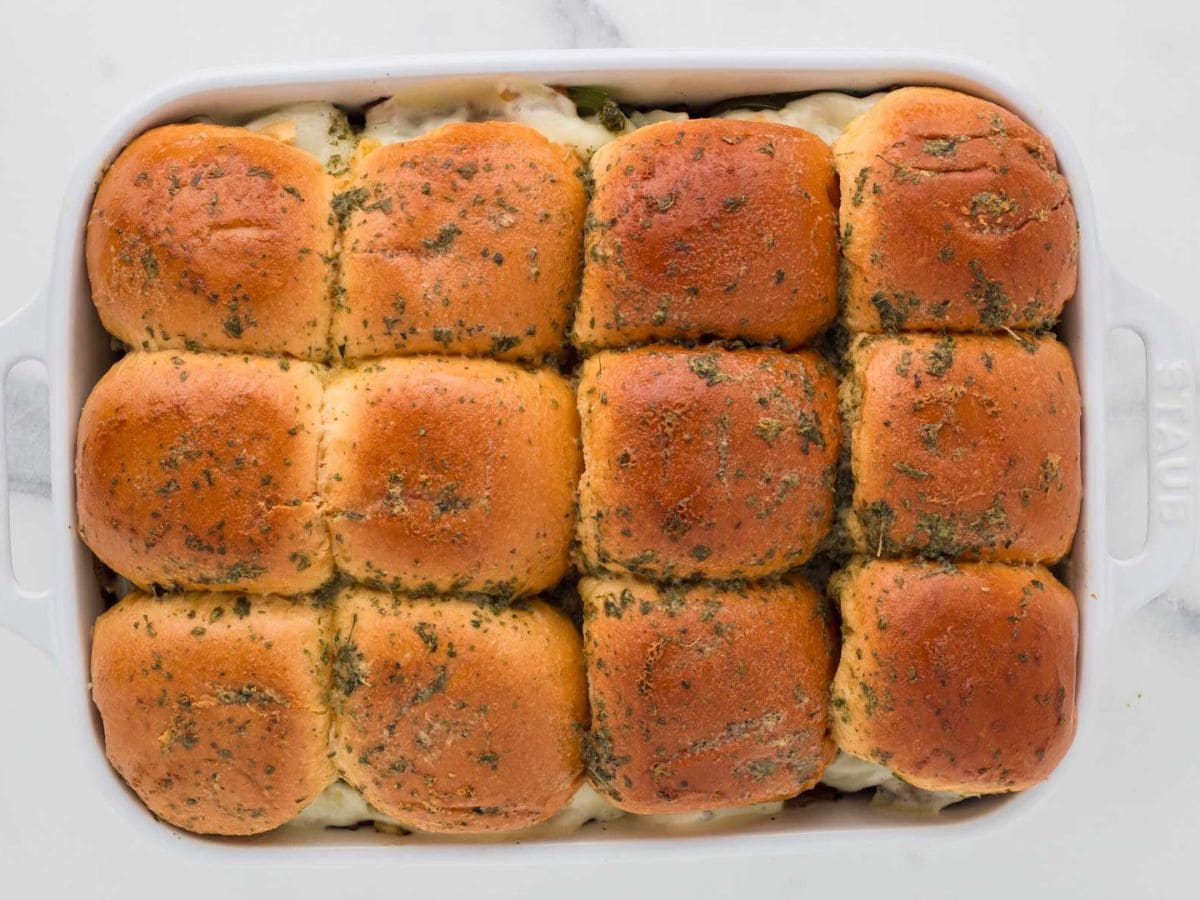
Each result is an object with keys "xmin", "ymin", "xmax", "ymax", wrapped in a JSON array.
[{"xmin": 1, "ymin": 1, "xmax": 1196, "ymax": 897}]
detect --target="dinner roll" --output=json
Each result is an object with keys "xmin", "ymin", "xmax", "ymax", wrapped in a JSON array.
[
  {"xmin": 830, "ymin": 558, "xmax": 1078, "ymax": 794},
  {"xmin": 575, "ymin": 118, "xmax": 838, "ymax": 350},
  {"xmin": 580, "ymin": 576, "xmax": 837, "ymax": 813},
  {"xmin": 75, "ymin": 352, "xmax": 331, "ymax": 593},
  {"xmin": 835, "ymin": 87, "xmax": 1078, "ymax": 333},
  {"xmin": 577, "ymin": 346, "xmax": 840, "ymax": 580},
  {"xmin": 320, "ymin": 357, "xmax": 579, "ymax": 598},
  {"xmin": 844, "ymin": 333, "xmax": 1080, "ymax": 562},
  {"xmin": 330, "ymin": 587, "xmax": 587, "ymax": 832},
  {"xmin": 334, "ymin": 122, "xmax": 586, "ymax": 362},
  {"xmin": 86, "ymin": 124, "xmax": 336, "ymax": 359},
  {"xmin": 90, "ymin": 592, "xmax": 336, "ymax": 835}
]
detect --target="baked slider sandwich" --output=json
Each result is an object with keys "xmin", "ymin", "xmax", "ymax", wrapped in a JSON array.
[
  {"xmin": 90, "ymin": 592, "xmax": 336, "ymax": 835},
  {"xmin": 86, "ymin": 123, "xmax": 338, "ymax": 359},
  {"xmin": 830, "ymin": 558, "xmax": 1078, "ymax": 796},
  {"xmin": 835, "ymin": 86, "xmax": 1078, "ymax": 333},
  {"xmin": 843, "ymin": 333, "xmax": 1081, "ymax": 562},
  {"xmin": 577, "ymin": 346, "xmax": 840, "ymax": 581},
  {"xmin": 331, "ymin": 588, "xmax": 587, "ymax": 832},
  {"xmin": 580, "ymin": 576, "xmax": 837, "ymax": 813},
  {"xmin": 320, "ymin": 357, "xmax": 580, "ymax": 599},
  {"xmin": 75, "ymin": 352, "xmax": 331, "ymax": 594},
  {"xmin": 334, "ymin": 122, "xmax": 586, "ymax": 362},
  {"xmin": 575, "ymin": 118, "xmax": 838, "ymax": 351}
]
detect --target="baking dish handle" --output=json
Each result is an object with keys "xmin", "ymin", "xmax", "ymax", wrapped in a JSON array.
[
  {"xmin": 0, "ymin": 289, "xmax": 56, "ymax": 659},
  {"xmin": 1105, "ymin": 264, "xmax": 1197, "ymax": 612}
]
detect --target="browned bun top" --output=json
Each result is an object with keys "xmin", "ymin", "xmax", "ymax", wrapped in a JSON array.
[
  {"xmin": 580, "ymin": 576, "xmax": 837, "ymax": 814},
  {"xmin": 75, "ymin": 352, "xmax": 331, "ymax": 593},
  {"xmin": 830, "ymin": 558, "xmax": 1078, "ymax": 794},
  {"xmin": 845, "ymin": 333, "xmax": 1080, "ymax": 562},
  {"xmin": 835, "ymin": 87, "xmax": 1078, "ymax": 333},
  {"xmin": 330, "ymin": 588, "xmax": 586, "ymax": 832},
  {"xmin": 320, "ymin": 356, "xmax": 580, "ymax": 598},
  {"xmin": 86, "ymin": 124, "xmax": 336, "ymax": 359},
  {"xmin": 90, "ymin": 592, "xmax": 336, "ymax": 835},
  {"xmin": 577, "ymin": 346, "xmax": 840, "ymax": 580},
  {"xmin": 576, "ymin": 118, "xmax": 838, "ymax": 350},
  {"xmin": 335, "ymin": 122, "xmax": 586, "ymax": 362}
]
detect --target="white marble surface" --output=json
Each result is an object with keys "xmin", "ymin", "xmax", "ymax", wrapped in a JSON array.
[{"xmin": 0, "ymin": 1, "xmax": 1197, "ymax": 897}]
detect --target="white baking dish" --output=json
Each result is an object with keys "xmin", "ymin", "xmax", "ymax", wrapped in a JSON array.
[{"xmin": 0, "ymin": 49, "xmax": 1194, "ymax": 863}]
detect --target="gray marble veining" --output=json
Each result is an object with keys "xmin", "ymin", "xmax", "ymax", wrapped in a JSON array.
[{"xmin": 550, "ymin": 0, "xmax": 627, "ymax": 48}]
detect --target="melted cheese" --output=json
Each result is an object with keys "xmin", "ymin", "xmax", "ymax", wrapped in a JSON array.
[
  {"xmin": 288, "ymin": 781, "xmax": 622, "ymax": 839},
  {"xmin": 870, "ymin": 778, "xmax": 966, "ymax": 814},
  {"xmin": 518, "ymin": 783, "xmax": 626, "ymax": 839},
  {"xmin": 287, "ymin": 780, "xmax": 402, "ymax": 830},
  {"xmin": 820, "ymin": 752, "xmax": 967, "ymax": 813},
  {"xmin": 362, "ymin": 78, "xmax": 684, "ymax": 158},
  {"xmin": 819, "ymin": 751, "xmax": 895, "ymax": 793},
  {"xmin": 622, "ymin": 800, "xmax": 784, "ymax": 833},
  {"xmin": 720, "ymin": 91, "xmax": 885, "ymax": 144},
  {"xmin": 245, "ymin": 86, "xmax": 883, "ymax": 169},
  {"xmin": 244, "ymin": 102, "xmax": 356, "ymax": 175},
  {"xmin": 628, "ymin": 109, "xmax": 689, "ymax": 130},
  {"xmin": 289, "ymin": 780, "xmax": 788, "ymax": 837}
]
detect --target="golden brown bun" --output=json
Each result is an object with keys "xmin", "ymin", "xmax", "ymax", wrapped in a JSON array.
[
  {"xmin": 76, "ymin": 352, "xmax": 331, "ymax": 593},
  {"xmin": 330, "ymin": 588, "xmax": 586, "ymax": 832},
  {"xmin": 320, "ymin": 357, "xmax": 579, "ymax": 598},
  {"xmin": 830, "ymin": 558, "xmax": 1077, "ymax": 794},
  {"xmin": 575, "ymin": 118, "xmax": 838, "ymax": 350},
  {"xmin": 335, "ymin": 122, "xmax": 586, "ymax": 362},
  {"xmin": 577, "ymin": 346, "xmax": 840, "ymax": 580},
  {"xmin": 86, "ymin": 124, "xmax": 336, "ymax": 359},
  {"xmin": 844, "ymin": 333, "xmax": 1080, "ymax": 562},
  {"xmin": 834, "ymin": 87, "xmax": 1078, "ymax": 332},
  {"xmin": 90, "ymin": 592, "xmax": 336, "ymax": 835},
  {"xmin": 580, "ymin": 576, "xmax": 837, "ymax": 813}
]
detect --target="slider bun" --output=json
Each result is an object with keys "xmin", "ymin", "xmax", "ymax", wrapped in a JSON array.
[
  {"xmin": 330, "ymin": 588, "xmax": 587, "ymax": 832},
  {"xmin": 90, "ymin": 592, "xmax": 335, "ymax": 835},
  {"xmin": 576, "ymin": 118, "xmax": 838, "ymax": 351},
  {"xmin": 75, "ymin": 352, "xmax": 331, "ymax": 593},
  {"xmin": 844, "ymin": 333, "xmax": 1081, "ymax": 562},
  {"xmin": 320, "ymin": 356, "xmax": 580, "ymax": 598},
  {"xmin": 830, "ymin": 558, "xmax": 1078, "ymax": 794},
  {"xmin": 577, "ymin": 346, "xmax": 840, "ymax": 580},
  {"xmin": 835, "ymin": 87, "xmax": 1078, "ymax": 332},
  {"xmin": 335, "ymin": 122, "xmax": 586, "ymax": 362},
  {"xmin": 581, "ymin": 576, "xmax": 837, "ymax": 813},
  {"xmin": 86, "ymin": 123, "xmax": 335, "ymax": 359}
]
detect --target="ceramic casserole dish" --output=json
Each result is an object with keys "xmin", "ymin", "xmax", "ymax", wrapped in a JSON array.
[{"xmin": 0, "ymin": 49, "xmax": 1194, "ymax": 862}]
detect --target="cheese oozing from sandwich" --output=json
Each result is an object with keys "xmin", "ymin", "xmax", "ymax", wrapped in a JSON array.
[
  {"xmin": 720, "ymin": 91, "xmax": 885, "ymax": 144},
  {"xmin": 361, "ymin": 78, "xmax": 684, "ymax": 157},
  {"xmin": 291, "ymin": 781, "xmax": 785, "ymax": 836},
  {"xmin": 245, "ymin": 101, "xmax": 357, "ymax": 175},
  {"xmin": 820, "ymin": 753, "xmax": 967, "ymax": 813}
]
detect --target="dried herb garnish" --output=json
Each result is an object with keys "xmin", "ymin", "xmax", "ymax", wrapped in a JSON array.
[
  {"xmin": 414, "ymin": 622, "xmax": 439, "ymax": 653},
  {"xmin": 332, "ymin": 621, "xmax": 367, "ymax": 697},
  {"xmin": 330, "ymin": 187, "xmax": 369, "ymax": 226},
  {"xmin": 422, "ymin": 223, "xmax": 462, "ymax": 254},
  {"xmin": 687, "ymin": 354, "xmax": 729, "ymax": 386}
]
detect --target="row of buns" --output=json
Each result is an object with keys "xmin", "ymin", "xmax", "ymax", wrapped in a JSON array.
[
  {"xmin": 91, "ymin": 559, "xmax": 1076, "ymax": 835},
  {"xmin": 76, "ymin": 335, "xmax": 1080, "ymax": 599},
  {"xmin": 86, "ymin": 86, "xmax": 1078, "ymax": 365},
  {"xmin": 828, "ymin": 89, "xmax": 1081, "ymax": 808}
]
